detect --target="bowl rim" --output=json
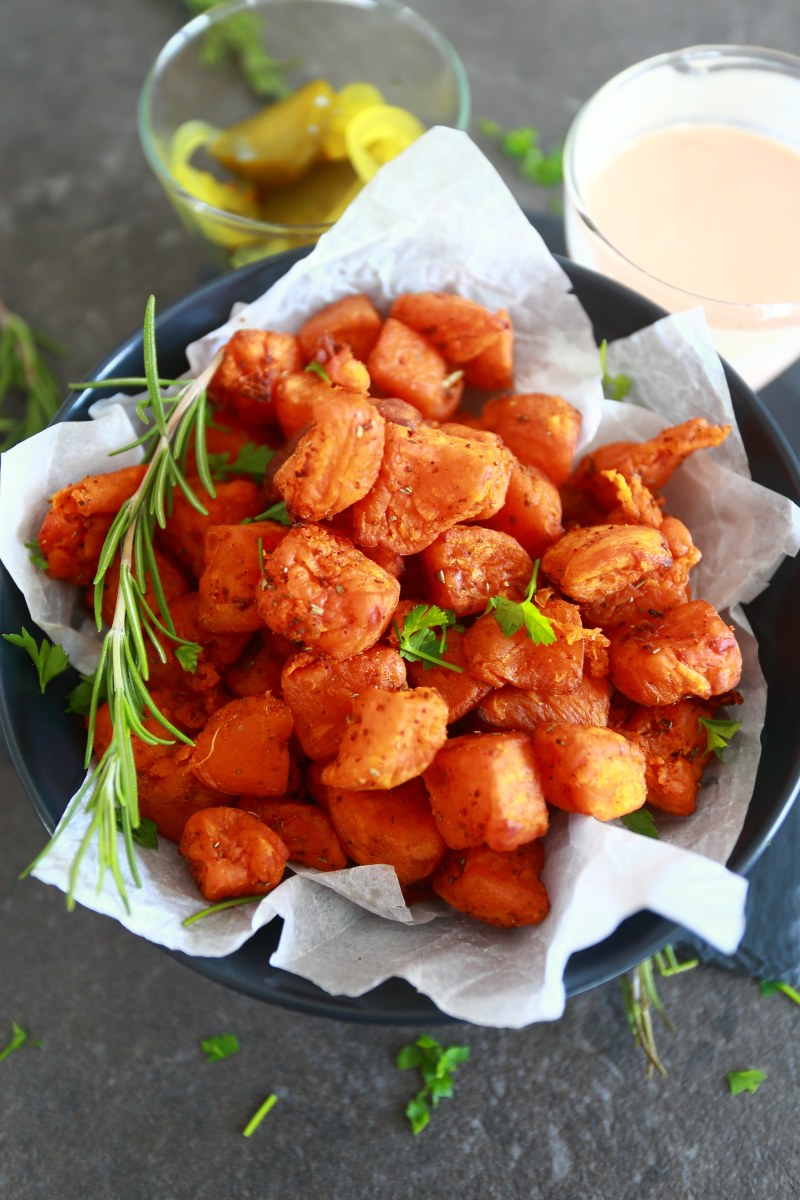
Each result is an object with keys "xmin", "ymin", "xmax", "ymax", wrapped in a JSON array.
[
  {"xmin": 562, "ymin": 43, "xmax": 800, "ymax": 315},
  {"xmin": 138, "ymin": 0, "xmax": 472, "ymax": 239},
  {"xmin": 3, "ymin": 232, "xmax": 799, "ymax": 1024}
]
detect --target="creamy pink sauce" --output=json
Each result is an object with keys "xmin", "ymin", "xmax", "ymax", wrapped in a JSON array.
[{"xmin": 584, "ymin": 123, "xmax": 800, "ymax": 304}]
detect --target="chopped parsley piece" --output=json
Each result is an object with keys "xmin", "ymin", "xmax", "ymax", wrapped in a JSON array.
[
  {"xmin": 25, "ymin": 540, "xmax": 48, "ymax": 571},
  {"xmin": 396, "ymin": 1035, "xmax": 470, "ymax": 1134},
  {"xmin": 482, "ymin": 561, "xmax": 555, "ymax": 644},
  {"xmin": 175, "ymin": 642, "xmax": 201, "ymax": 674},
  {"xmin": 393, "ymin": 604, "xmax": 464, "ymax": 673},
  {"xmin": 115, "ymin": 813, "xmax": 159, "ymax": 850},
  {"xmin": 208, "ymin": 442, "xmax": 274, "ymax": 481},
  {"xmin": 727, "ymin": 1069, "xmax": 766, "ymax": 1096},
  {"xmin": 201, "ymin": 1032, "xmax": 240, "ymax": 1062},
  {"xmin": 244, "ymin": 500, "xmax": 292, "ymax": 527},
  {"xmin": 0, "ymin": 1021, "xmax": 42, "ymax": 1062},
  {"xmin": 698, "ymin": 716, "xmax": 742, "ymax": 759},
  {"xmin": 621, "ymin": 809, "xmax": 660, "ymax": 839},
  {"xmin": 66, "ymin": 668, "xmax": 108, "ymax": 717},
  {"xmin": 599, "ymin": 339, "xmax": 633, "ymax": 401},
  {"xmin": 759, "ymin": 979, "xmax": 800, "ymax": 1006},
  {"xmin": 2, "ymin": 628, "xmax": 70, "ymax": 693}
]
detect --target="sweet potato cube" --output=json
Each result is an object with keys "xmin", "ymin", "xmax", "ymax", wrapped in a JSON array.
[
  {"xmin": 424, "ymin": 731, "xmax": 549, "ymax": 852},
  {"xmin": 367, "ymin": 318, "xmax": 463, "ymax": 421},
  {"xmin": 323, "ymin": 778, "xmax": 446, "ymax": 884},
  {"xmin": 179, "ymin": 807, "xmax": 289, "ymax": 901},
  {"xmin": 208, "ymin": 329, "xmax": 302, "ymax": 431},
  {"xmin": 190, "ymin": 694, "xmax": 293, "ymax": 796},
  {"xmin": 432, "ymin": 843, "xmax": 550, "ymax": 928},
  {"xmin": 420, "ymin": 524, "xmax": 532, "ymax": 616},
  {"xmin": 281, "ymin": 646, "xmax": 407, "ymax": 760},
  {"xmin": 541, "ymin": 524, "xmax": 673, "ymax": 606},
  {"xmin": 198, "ymin": 521, "xmax": 288, "ymax": 633},
  {"xmin": 241, "ymin": 797, "xmax": 348, "ymax": 871},
  {"xmin": 463, "ymin": 308, "xmax": 514, "ymax": 390},
  {"xmin": 463, "ymin": 595, "xmax": 584, "ymax": 692},
  {"xmin": 482, "ymin": 460, "xmax": 563, "ymax": 560},
  {"xmin": 480, "ymin": 392, "xmax": 582, "ymax": 486},
  {"xmin": 618, "ymin": 698, "xmax": 714, "ymax": 816},
  {"xmin": 321, "ymin": 686, "xmax": 448, "ymax": 790},
  {"xmin": 224, "ymin": 634, "xmax": 286, "ymax": 697},
  {"xmin": 351, "ymin": 422, "xmax": 512, "ymax": 555},
  {"xmin": 297, "ymin": 294, "xmax": 383, "ymax": 363},
  {"xmin": 389, "ymin": 292, "xmax": 507, "ymax": 364},
  {"xmin": 273, "ymin": 391, "xmax": 385, "ymax": 521},
  {"xmin": 38, "ymin": 464, "xmax": 147, "ymax": 586},
  {"xmin": 138, "ymin": 747, "xmax": 234, "ymax": 843},
  {"xmin": 479, "ymin": 670, "xmax": 611, "ymax": 731},
  {"xmin": 255, "ymin": 524, "xmax": 400, "ymax": 659},
  {"xmin": 532, "ymin": 723, "xmax": 647, "ymax": 819},
  {"xmin": 405, "ymin": 628, "xmax": 493, "ymax": 724},
  {"xmin": 157, "ymin": 478, "xmax": 264, "ymax": 578}
]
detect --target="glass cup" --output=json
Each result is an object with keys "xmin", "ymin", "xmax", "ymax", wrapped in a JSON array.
[
  {"xmin": 139, "ymin": 0, "xmax": 470, "ymax": 270},
  {"xmin": 563, "ymin": 46, "xmax": 800, "ymax": 390}
]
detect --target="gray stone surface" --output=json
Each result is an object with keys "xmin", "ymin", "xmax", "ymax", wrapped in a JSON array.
[{"xmin": 2, "ymin": 2, "xmax": 799, "ymax": 1198}]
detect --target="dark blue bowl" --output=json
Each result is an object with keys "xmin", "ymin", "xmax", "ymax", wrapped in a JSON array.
[{"xmin": 2, "ymin": 245, "xmax": 799, "ymax": 1024}]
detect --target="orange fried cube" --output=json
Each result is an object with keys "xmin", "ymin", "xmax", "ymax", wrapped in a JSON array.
[
  {"xmin": 190, "ymin": 694, "xmax": 293, "ymax": 796},
  {"xmin": 389, "ymin": 292, "xmax": 507, "ymax": 364},
  {"xmin": 322, "ymin": 777, "xmax": 446, "ymax": 884},
  {"xmin": 532, "ymin": 723, "xmax": 647, "ymax": 819},
  {"xmin": 297, "ymin": 294, "xmax": 383, "ymax": 363},
  {"xmin": 321, "ymin": 686, "xmax": 448, "ymax": 790},
  {"xmin": 198, "ymin": 521, "xmax": 288, "ymax": 633},
  {"xmin": 367, "ymin": 318, "xmax": 463, "ymax": 421},
  {"xmin": 480, "ymin": 392, "xmax": 582, "ymax": 486},
  {"xmin": 432, "ymin": 842, "xmax": 550, "ymax": 928},
  {"xmin": 241, "ymin": 797, "xmax": 348, "ymax": 871},
  {"xmin": 179, "ymin": 807, "xmax": 289, "ymax": 901},
  {"xmin": 208, "ymin": 329, "xmax": 302, "ymax": 431},
  {"xmin": 419, "ymin": 525, "xmax": 532, "ymax": 617}
]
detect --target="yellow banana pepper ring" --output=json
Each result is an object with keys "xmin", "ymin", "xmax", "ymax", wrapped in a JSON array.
[
  {"xmin": 345, "ymin": 105, "xmax": 426, "ymax": 182},
  {"xmin": 169, "ymin": 121, "xmax": 260, "ymax": 219},
  {"xmin": 322, "ymin": 82, "xmax": 385, "ymax": 160}
]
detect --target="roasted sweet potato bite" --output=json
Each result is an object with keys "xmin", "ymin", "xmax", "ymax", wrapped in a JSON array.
[{"xmin": 38, "ymin": 286, "xmax": 743, "ymax": 931}]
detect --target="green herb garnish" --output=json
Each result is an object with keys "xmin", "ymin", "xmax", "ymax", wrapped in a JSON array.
[
  {"xmin": 0, "ymin": 1021, "xmax": 42, "ymax": 1063},
  {"xmin": 201, "ymin": 1033, "xmax": 240, "ymax": 1062},
  {"xmin": 115, "ymin": 812, "xmax": 159, "ymax": 850},
  {"xmin": 25, "ymin": 540, "xmax": 48, "ymax": 571},
  {"xmin": 396, "ymin": 1035, "xmax": 470, "ymax": 1135},
  {"xmin": 621, "ymin": 809, "xmax": 660, "ymax": 839},
  {"xmin": 478, "ymin": 119, "xmax": 564, "ymax": 189},
  {"xmin": 208, "ymin": 441, "xmax": 274, "ymax": 481},
  {"xmin": 759, "ymin": 979, "xmax": 800, "ymax": 1006},
  {"xmin": 698, "ymin": 716, "xmax": 742, "ymax": 760},
  {"xmin": 482, "ymin": 561, "xmax": 555, "ymax": 644},
  {"xmin": 2, "ymin": 628, "xmax": 70, "ymax": 693},
  {"xmin": 65, "ymin": 668, "xmax": 108, "ymax": 717},
  {"xmin": 242, "ymin": 1093, "xmax": 278, "ymax": 1137},
  {"xmin": 0, "ymin": 300, "xmax": 64, "ymax": 450},
  {"xmin": 304, "ymin": 360, "xmax": 331, "ymax": 383},
  {"xmin": 20, "ymin": 296, "xmax": 224, "ymax": 914},
  {"xmin": 599, "ymin": 339, "xmax": 633, "ymax": 401},
  {"xmin": 393, "ymin": 604, "xmax": 464, "ymax": 673},
  {"xmin": 621, "ymin": 946, "xmax": 698, "ymax": 1077},
  {"xmin": 182, "ymin": 895, "xmax": 263, "ymax": 927},
  {"xmin": 727, "ymin": 1069, "xmax": 766, "ymax": 1096},
  {"xmin": 243, "ymin": 500, "xmax": 292, "ymax": 527},
  {"xmin": 183, "ymin": 0, "xmax": 293, "ymax": 100}
]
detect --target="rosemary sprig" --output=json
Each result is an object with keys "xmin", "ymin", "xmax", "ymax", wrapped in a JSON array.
[
  {"xmin": 0, "ymin": 299, "xmax": 65, "ymax": 450},
  {"xmin": 621, "ymin": 945, "xmax": 699, "ymax": 1077},
  {"xmin": 21, "ymin": 297, "xmax": 224, "ymax": 913}
]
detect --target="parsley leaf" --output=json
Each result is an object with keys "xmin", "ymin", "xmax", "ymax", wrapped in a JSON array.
[
  {"xmin": 599, "ymin": 339, "xmax": 633, "ymax": 401},
  {"xmin": 201, "ymin": 1032, "xmax": 240, "ymax": 1062},
  {"xmin": 175, "ymin": 643, "xmax": 201, "ymax": 674},
  {"xmin": 759, "ymin": 979, "xmax": 800, "ymax": 1006},
  {"xmin": 66, "ymin": 668, "xmax": 108, "ymax": 717},
  {"xmin": 482, "ymin": 561, "xmax": 555, "ymax": 644},
  {"xmin": 208, "ymin": 441, "xmax": 274, "ymax": 481},
  {"xmin": 727, "ymin": 1069, "xmax": 766, "ymax": 1096},
  {"xmin": 396, "ymin": 1035, "xmax": 470, "ymax": 1135},
  {"xmin": 25, "ymin": 539, "xmax": 48, "ymax": 571},
  {"xmin": 0, "ymin": 1021, "xmax": 42, "ymax": 1062},
  {"xmin": 394, "ymin": 604, "xmax": 464, "ymax": 673},
  {"xmin": 182, "ymin": 1, "xmax": 293, "ymax": 99},
  {"xmin": 698, "ymin": 716, "xmax": 742, "ymax": 759},
  {"xmin": 243, "ymin": 500, "xmax": 292, "ymax": 527},
  {"xmin": 115, "ymin": 812, "xmax": 159, "ymax": 850},
  {"xmin": 2, "ymin": 628, "xmax": 70, "ymax": 693},
  {"xmin": 304, "ymin": 360, "xmax": 331, "ymax": 383},
  {"xmin": 621, "ymin": 809, "xmax": 660, "ymax": 839}
]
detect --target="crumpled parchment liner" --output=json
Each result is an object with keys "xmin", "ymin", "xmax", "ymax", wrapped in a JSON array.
[{"xmin": 3, "ymin": 128, "xmax": 800, "ymax": 1027}]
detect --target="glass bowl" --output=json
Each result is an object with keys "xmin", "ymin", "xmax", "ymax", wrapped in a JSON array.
[
  {"xmin": 563, "ymin": 46, "xmax": 800, "ymax": 391},
  {"xmin": 139, "ymin": 0, "xmax": 470, "ymax": 269}
]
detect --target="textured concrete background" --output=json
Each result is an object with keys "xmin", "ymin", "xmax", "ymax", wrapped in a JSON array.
[{"xmin": 2, "ymin": 2, "xmax": 800, "ymax": 1197}]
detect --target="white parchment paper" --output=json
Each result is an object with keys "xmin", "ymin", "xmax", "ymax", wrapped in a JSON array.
[{"xmin": 2, "ymin": 129, "xmax": 800, "ymax": 1027}]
